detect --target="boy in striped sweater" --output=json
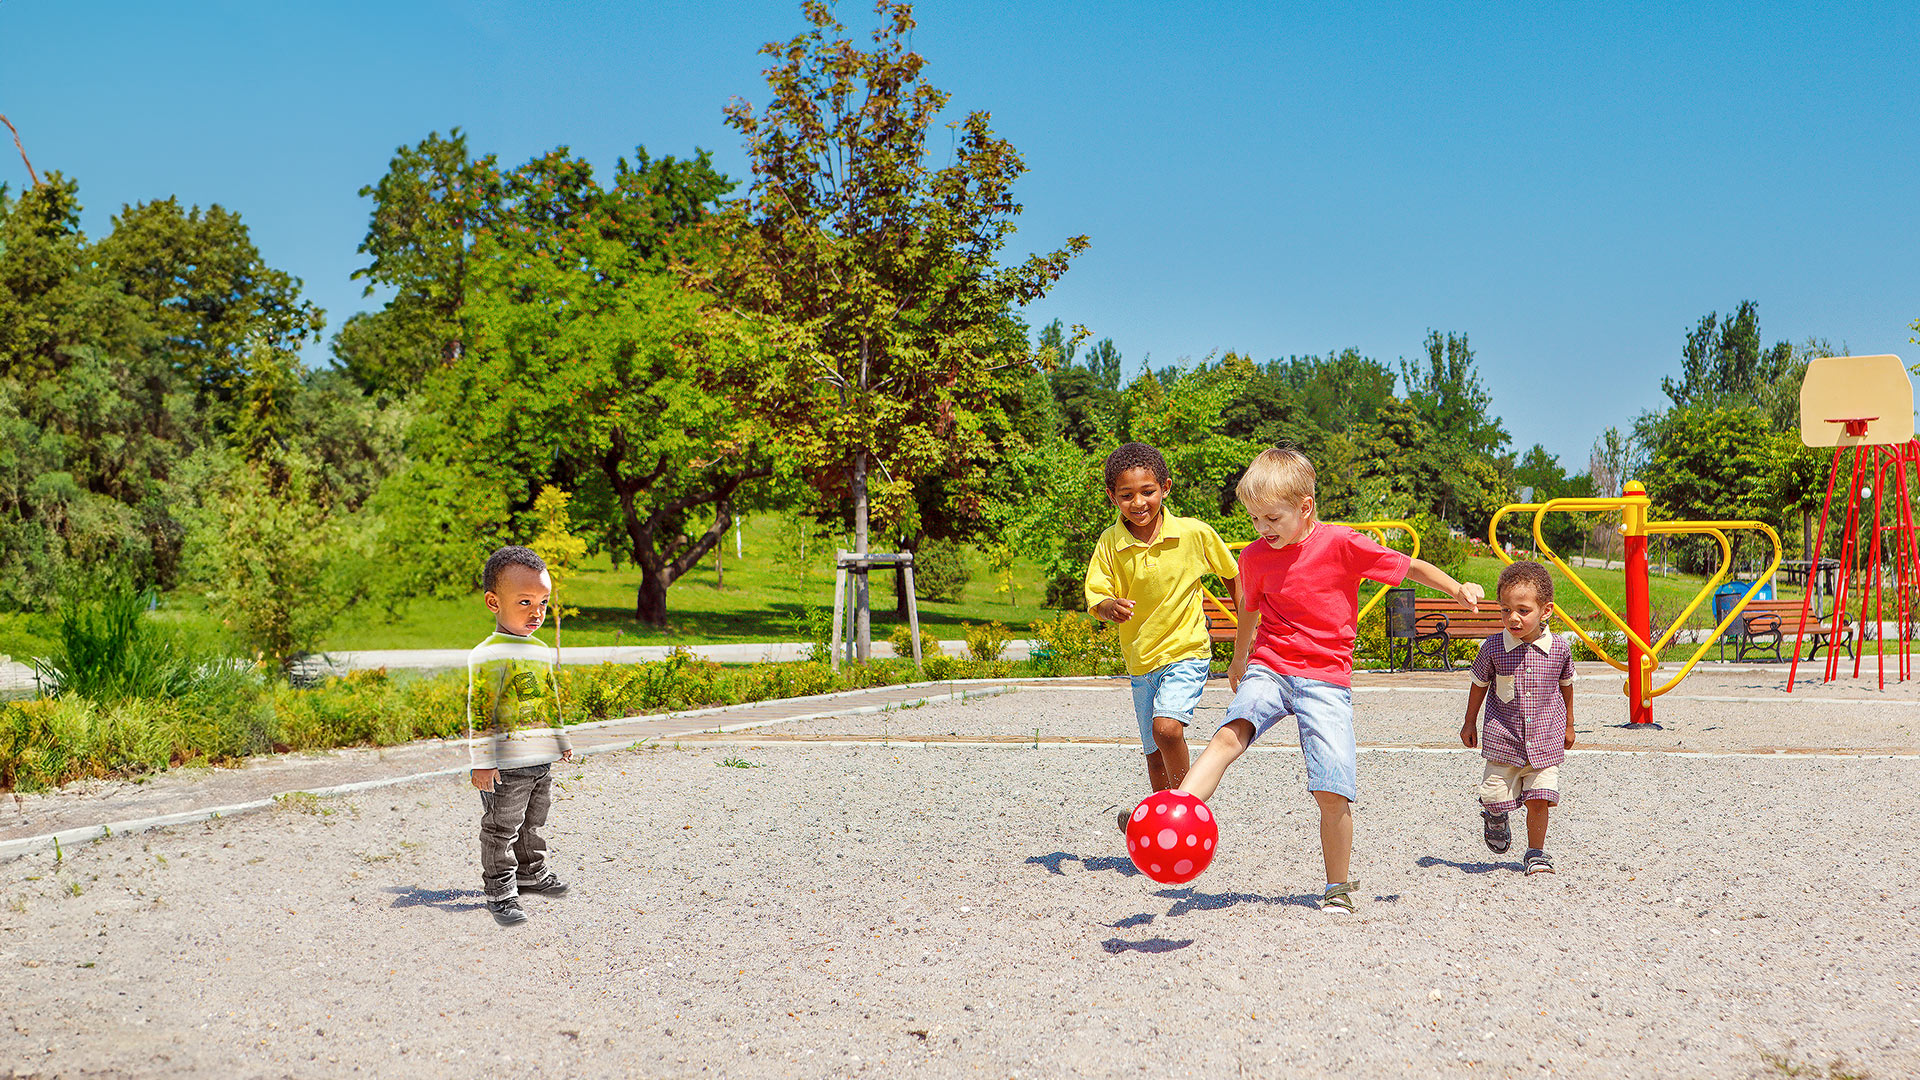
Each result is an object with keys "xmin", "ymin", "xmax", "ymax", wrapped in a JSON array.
[{"xmin": 469, "ymin": 546, "xmax": 574, "ymax": 926}]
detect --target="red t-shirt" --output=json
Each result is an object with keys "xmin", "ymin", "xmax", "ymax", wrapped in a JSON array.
[{"xmin": 1238, "ymin": 524, "xmax": 1413, "ymax": 687}]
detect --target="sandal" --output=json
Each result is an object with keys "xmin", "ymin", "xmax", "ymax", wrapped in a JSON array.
[
  {"xmin": 1524, "ymin": 849, "xmax": 1554, "ymax": 875},
  {"xmin": 1482, "ymin": 809, "xmax": 1511, "ymax": 854},
  {"xmin": 1319, "ymin": 881, "xmax": 1358, "ymax": 913}
]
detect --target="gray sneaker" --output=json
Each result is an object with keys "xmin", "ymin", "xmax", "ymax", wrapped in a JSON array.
[
  {"xmin": 519, "ymin": 873, "xmax": 569, "ymax": 896},
  {"xmin": 488, "ymin": 897, "xmax": 528, "ymax": 926}
]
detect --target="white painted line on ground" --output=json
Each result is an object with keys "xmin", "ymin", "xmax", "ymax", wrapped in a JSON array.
[{"xmin": 643, "ymin": 738, "xmax": 1920, "ymax": 761}]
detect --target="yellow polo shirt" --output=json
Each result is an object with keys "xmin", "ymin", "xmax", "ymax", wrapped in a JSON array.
[{"xmin": 1084, "ymin": 513, "xmax": 1239, "ymax": 675}]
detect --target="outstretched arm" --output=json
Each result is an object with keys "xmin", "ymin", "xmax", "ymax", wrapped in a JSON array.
[{"xmin": 1406, "ymin": 558, "xmax": 1484, "ymax": 610}]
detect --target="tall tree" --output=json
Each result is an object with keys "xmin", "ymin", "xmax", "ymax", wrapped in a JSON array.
[
  {"xmin": 335, "ymin": 130, "xmax": 503, "ymax": 394},
  {"xmin": 1400, "ymin": 330, "xmax": 1508, "ymax": 457},
  {"xmin": 715, "ymin": 0, "xmax": 1087, "ymax": 659}
]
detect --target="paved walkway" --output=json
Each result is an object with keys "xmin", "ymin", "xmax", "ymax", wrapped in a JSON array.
[{"xmin": 0, "ymin": 677, "xmax": 1104, "ymax": 859}]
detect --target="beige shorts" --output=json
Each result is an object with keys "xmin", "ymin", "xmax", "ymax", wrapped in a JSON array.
[{"xmin": 1477, "ymin": 761, "xmax": 1560, "ymax": 811}]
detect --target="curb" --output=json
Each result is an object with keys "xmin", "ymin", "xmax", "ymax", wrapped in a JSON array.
[{"xmin": 0, "ymin": 683, "xmax": 1023, "ymax": 863}]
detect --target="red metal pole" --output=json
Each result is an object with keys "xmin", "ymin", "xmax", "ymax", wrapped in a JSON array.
[
  {"xmin": 1789, "ymin": 445, "xmax": 1846, "ymax": 692},
  {"xmin": 1867, "ymin": 449, "xmax": 1888, "ymax": 689},
  {"xmin": 1832, "ymin": 447, "xmax": 1865, "ymax": 683},
  {"xmin": 1624, "ymin": 488, "xmax": 1653, "ymax": 726}
]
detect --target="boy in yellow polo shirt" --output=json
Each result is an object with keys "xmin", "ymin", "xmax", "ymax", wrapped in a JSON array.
[{"xmin": 1086, "ymin": 442, "xmax": 1238, "ymax": 818}]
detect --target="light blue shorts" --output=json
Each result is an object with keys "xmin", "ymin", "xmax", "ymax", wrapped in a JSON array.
[
  {"xmin": 1221, "ymin": 663, "xmax": 1358, "ymax": 802},
  {"xmin": 1129, "ymin": 657, "xmax": 1212, "ymax": 755}
]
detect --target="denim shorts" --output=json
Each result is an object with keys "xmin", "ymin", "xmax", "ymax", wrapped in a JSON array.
[
  {"xmin": 1222, "ymin": 663, "xmax": 1358, "ymax": 801},
  {"xmin": 1129, "ymin": 657, "xmax": 1212, "ymax": 755}
]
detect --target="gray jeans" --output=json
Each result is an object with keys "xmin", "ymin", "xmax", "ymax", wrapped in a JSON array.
[{"xmin": 478, "ymin": 763, "xmax": 552, "ymax": 900}]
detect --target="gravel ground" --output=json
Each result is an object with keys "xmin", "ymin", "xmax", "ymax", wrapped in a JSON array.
[{"xmin": 3, "ymin": 679, "xmax": 1918, "ymax": 1079}]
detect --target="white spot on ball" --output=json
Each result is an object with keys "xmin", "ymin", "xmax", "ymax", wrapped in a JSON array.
[
  {"xmin": 1133, "ymin": 805, "xmax": 1148, "ymax": 822},
  {"xmin": 1171, "ymin": 805, "xmax": 1185, "ymax": 819},
  {"xmin": 1195, "ymin": 804, "xmax": 1212, "ymax": 823},
  {"xmin": 1157, "ymin": 828, "xmax": 1177, "ymax": 850},
  {"xmin": 1149, "ymin": 863, "xmax": 1162, "ymax": 875},
  {"xmin": 1204, "ymin": 838, "xmax": 1213, "ymax": 851},
  {"xmin": 1155, "ymin": 803, "xmax": 1167, "ymax": 815},
  {"xmin": 1173, "ymin": 859, "xmax": 1193, "ymax": 877},
  {"xmin": 1186, "ymin": 834, "xmax": 1197, "ymax": 847}
]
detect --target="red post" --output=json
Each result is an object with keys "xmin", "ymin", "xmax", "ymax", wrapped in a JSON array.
[{"xmin": 1623, "ymin": 482, "xmax": 1654, "ymax": 725}]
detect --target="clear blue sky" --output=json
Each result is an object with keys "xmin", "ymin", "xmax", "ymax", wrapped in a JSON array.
[{"xmin": 4, "ymin": 0, "xmax": 1915, "ymax": 469}]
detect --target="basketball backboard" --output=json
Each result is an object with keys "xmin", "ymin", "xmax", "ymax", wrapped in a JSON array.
[{"xmin": 1799, "ymin": 354, "xmax": 1913, "ymax": 447}]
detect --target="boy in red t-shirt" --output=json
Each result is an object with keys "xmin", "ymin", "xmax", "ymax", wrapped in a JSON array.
[{"xmin": 1177, "ymin": 446, "xmax": 1484, "ymax": 912}]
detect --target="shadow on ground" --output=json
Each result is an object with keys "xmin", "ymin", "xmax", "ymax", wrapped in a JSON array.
[
  {"xmin": 387, "ymin": 886, "xmax": 488, "ymax": 913},
  {"xmin": 1100, "ymin": 937, "xmax": 1194, "ymax": 955},
  {"xmin": 1417, "ymin": 855, "xmax": 1522, "ymax": 875},
  {"xmin": 1026, "ymin": 851, "xmax": 1142, "ymax": 877}
]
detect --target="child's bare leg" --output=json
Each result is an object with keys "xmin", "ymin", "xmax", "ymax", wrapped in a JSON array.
[
  {"xmin": 1144, "ymin": 749, "xmax": 1169, "ymax": 792},
  {"xmin": 1525, "ymin": 799, "xmax": 1551, "ymax": 849},
  {"xmin": 1175, "ymin": 719, "xmax": 1254, "ymax": 802},
  {"xmin": 1150, "ymin": 716, "xmax": 1189, "ymax": 790},
  {"xmin": 1313, "ymin": 790, "xmax": 1353, "ymax": 884}
]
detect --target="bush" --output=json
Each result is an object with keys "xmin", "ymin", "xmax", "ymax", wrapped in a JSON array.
[
  {"xmin": 962, "ymin": 621, "xmax": 1011, "ymax": 662},
  {"xmin": 31, "ymin": 581, "xmax": 214, "ymax": 702},
  {"xmin": 914, "ymin": 538, "xmax": 973, "ymax": 603},
  {"xmin": 887, "ymin": 623, "xmax": 944, "ymax": 661},
  {"xmin": 1029, "ymin": 611, "xmax": 1120, "ymax": 676},
  {"xmin": 1411, "ymin": 513, "xmax": 1468, "ymax": 581}
]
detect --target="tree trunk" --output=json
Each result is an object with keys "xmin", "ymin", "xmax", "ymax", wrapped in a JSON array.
[
  {"xmin": 635, "ymin": 568, "xmax": 668, "ymax": 626},
  {"xmin": 852, "ymin": 449, "xmax": 870, "ymax": 662},
  {"xmin": 893, "ymin": 534, "xmax": 919, "ymax": 619}
]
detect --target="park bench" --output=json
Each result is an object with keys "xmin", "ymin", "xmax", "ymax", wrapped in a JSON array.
[
  {"xmin": 1719, "ymin": 599, "xmax": 1853, "ymax": 663},
  {"xmin": 1401, "ymin": 597, "xmax": 1508, "ymax": 672},
  {"xmin": 1205, "ymin": 594, "xmax": 1238, "ymax": 643}
]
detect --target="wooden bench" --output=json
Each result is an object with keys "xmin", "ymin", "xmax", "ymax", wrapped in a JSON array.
[
  {"xmin": 1205, "ymin": 594, "xmax": 1238, "ymax": 643},
  {"xmin": 1720, "ymin": 599, "xmax": 1852, "ymax": 663},
  {"xmin": 1403, "ymin": 598, "xmax": 1508, "ymax": 671}
]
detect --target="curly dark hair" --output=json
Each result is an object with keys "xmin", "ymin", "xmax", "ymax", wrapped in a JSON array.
[
  {"xmin": 1496, "ymin": 560, "xmax": 1554, "ymax": 605},
  {"xmin": 483, "ymin": 546, "xmax": 548, "ymax": 593},
  {"xmin": 1103, "ymin": 442, "xmax": 1171, "ymax": 491}
]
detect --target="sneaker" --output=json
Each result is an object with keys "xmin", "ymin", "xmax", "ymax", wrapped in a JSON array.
[
  {"xmin": 1482, "ymin": 809, "xmax": 1512, "ymax": 854},
  {"xmin": 488, "ymin": 897, "xmax": 528, "ymax": 926},
  {"xmin": 1524, "ymin": 849, "xmax": 1554, "ymax": 875},
  {"xmin": 1319, "ymin": 881, "xmax": 1358, "ymax": 913},
  {"xmin": 519, "ymin": 873, "xmax": 569, "ymax": 897}
]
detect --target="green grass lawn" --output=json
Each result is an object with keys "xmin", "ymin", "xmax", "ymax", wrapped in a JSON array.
[
  {"xmin": 0, "ymin": 513, "xmax": 1056, "ymax": 660},
  {"xmin": 0, "ymin": 512, "xmax": 1894, "ymax": 663}
]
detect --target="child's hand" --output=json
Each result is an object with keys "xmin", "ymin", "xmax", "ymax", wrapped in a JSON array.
[
  {"xmin": 1228, "ymin": 658, "xmax": 1246, "ymax": 691},
  {"xmin": 471, "ymin": 768, "xmax": 498, "ymax": 793},
  {"xmin": 1460, "ymin": 718, "xmax": 1478, "ymax": 748},
  {"xmin": 1456, "ymin": 582, "xmax": 1485, "ymax": 611},
  {"xmin": 560, "ymin": 748, "xmax": 574, "ymax": 763},
  {"xmin": 1564, "ymin": 724, "xmax": 1576, "ymax": 750},
  {"xmin": 1098, "ymin": 597, "xmax": 1136, "ymax": 623}
]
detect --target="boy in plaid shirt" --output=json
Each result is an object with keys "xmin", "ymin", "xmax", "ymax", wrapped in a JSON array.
[{"xmin": 1460, "ymin": 560, "xmax": 1575, "ymax": 875}]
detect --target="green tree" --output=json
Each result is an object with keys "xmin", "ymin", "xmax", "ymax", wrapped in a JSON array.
[
  {"xmin": 1401, "ymin": 331, "xmax": 1509, "ymax": 458},
  {"xmin": 715, "ymin": 0, "xmax": 1088, "ymax": 659},
  {"xmin": 336, "ymin": 130, "xmax": 504, "ymax": 394}
]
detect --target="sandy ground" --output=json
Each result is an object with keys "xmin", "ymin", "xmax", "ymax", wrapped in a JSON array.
[{"xmin": 3, "ymin": 674, "xmax": 1918, "ymax": 1079}]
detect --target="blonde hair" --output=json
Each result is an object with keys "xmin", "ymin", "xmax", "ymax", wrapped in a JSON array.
[{"xmin": 1236, "ymin": 446, "xmax": 1316, "ymax": 509}]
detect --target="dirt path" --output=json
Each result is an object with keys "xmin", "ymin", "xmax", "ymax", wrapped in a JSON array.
[{"xmin": 3, "ymin": 671, "xmax": 1916, "ymax": 1078}]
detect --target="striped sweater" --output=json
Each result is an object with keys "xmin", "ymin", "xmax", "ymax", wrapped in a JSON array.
[{"xmin": 466, "ymin": 630, "xmax": 573, "ymax": 770}]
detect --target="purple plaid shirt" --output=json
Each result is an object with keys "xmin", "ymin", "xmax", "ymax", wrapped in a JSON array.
[{"xmin": 1470, "ymin": 631, "xmax": 1575, "ymax": 768}]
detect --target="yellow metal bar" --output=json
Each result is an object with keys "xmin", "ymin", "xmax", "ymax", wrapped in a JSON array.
[
  {"xmin": 1530, "ymin": 496, "xmax": 1658, "ymax": 661},
  {"xmin": 1200, "ymin": 521, "xmax": 1418, "ymax": 635},
  {"xmin": 1644, "ymin": 521, "xmax": 1781, "ymax": 697},
  {"xmin": 1489, "ymin": 501, "xmax": 1629, "ymax": 670}
]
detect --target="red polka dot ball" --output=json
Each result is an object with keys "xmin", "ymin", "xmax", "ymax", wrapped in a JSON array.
[{"xmin": 1124, "ymin": 790, "xmax": 1217, "ymax": 884}]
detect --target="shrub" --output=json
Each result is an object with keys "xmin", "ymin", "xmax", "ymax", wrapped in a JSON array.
[
  {"xmin": 923, "ymin": 655, "xmax": 964, "ymax": 680},
  {"xmin": 1029, "ymin": 611, "xmax": 1120, "ymax": 676},
  {"xmin": 32, "ymin": 581, "xmax": 210, "ymax": 702},
  {"xmin": 962, "ymin": 621, "xmax": 1011, "ymax": 662},
  {"xmin": 887, "ymin": 623, "xmax": 944, "ymax": 661},
  {"xmin": 913, "ymin": 538, "xmax": 973, "ymax": 602},
  {"xmin": 1410, "ymin": 513, "xmax": 1468, "ymax": 581}
]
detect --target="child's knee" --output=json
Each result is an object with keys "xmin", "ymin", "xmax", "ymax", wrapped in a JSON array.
[{"xmin": 1150, "ymin": 715, "xmax": 1187, "ymax": 741}]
